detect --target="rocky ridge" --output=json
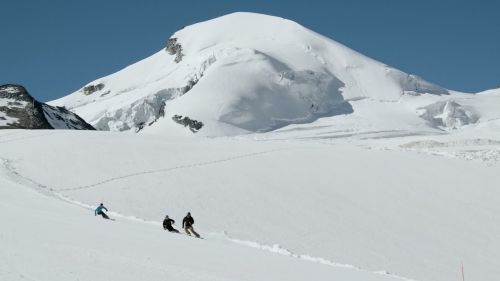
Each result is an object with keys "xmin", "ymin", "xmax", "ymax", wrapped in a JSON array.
[{"xmin": 0, "ymin": 84, "xmax": 95, "ymax": 130}]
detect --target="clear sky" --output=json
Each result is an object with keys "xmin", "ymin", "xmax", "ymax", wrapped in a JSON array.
[{"xmin": 1, "ymin": 0, "xmax": 499, "ymax": 101}]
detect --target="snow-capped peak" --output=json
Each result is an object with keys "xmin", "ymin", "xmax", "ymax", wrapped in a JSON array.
[{"xmin": 51, "ymin": 12, "xmax": 455, "ymax": 136}]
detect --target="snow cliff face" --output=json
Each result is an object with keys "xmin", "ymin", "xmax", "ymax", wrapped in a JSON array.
[
  {"xmin": 51, "ymin": 12, "xmax": 453, "ymax": 135},
  {"xmin": 418, "ymin": 100, "xmax": 479, "ymax": 130},
  {"xmin": 0, "ymin": 84, "xmax": 94, "ymax": 130}
]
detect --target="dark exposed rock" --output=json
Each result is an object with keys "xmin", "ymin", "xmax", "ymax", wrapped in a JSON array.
[
  {"xmin": 136, "ymin": 122, "xmax": 146, "ymax": 133},
  {"xmin": 42, "ymin": 104, "xmax": 95, "ymax": 130},
  {"xmin": 0, "ymin": 85, "xmax": 52, "ymax": 129},
  {"xmin": 83, "ymin": 83, "xmax": 105, "ymax": 95},
  {"xmin": 166, "ymin": 37, "xmax": 184, "ymax": 63},
  {"xmin": 172, "ymin": 115, "xmax": 203, "ymax": 133},
  {"xmin": 0, "ymin": 84, "xmax": 95, "ymax": 130}
]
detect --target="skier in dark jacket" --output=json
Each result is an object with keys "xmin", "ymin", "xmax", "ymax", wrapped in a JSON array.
[
  {"xmin": 94, "ymin": 203, "xmax": 110, "ymax": 219},
  {"xmin": 163, "ymin": 215, "xmax": 179, "ymax": 233},
  {"xmin": 182, "ymin": 212, "xmax": 200, "ymax": 238}
]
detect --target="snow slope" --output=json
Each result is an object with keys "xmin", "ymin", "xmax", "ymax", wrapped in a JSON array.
[
  {"xmin": 1, "ymin": 129, "xmax": 499, "ymax": 281},
  {"xmin": 51, "ymin": 12, "xmax": 458, "ymax": 136},
  {"xmin": 1, "ymin": 161, "xmax": 410, "ymax": 281}
]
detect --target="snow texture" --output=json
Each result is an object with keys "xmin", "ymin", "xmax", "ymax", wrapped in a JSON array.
[{"xmin": 1, "ymin": 129, "xmax": 499, "ymax": 281}]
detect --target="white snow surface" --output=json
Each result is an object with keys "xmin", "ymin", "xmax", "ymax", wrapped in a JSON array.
[
  {"xmin": 50, "ymin": 12, "xmax": 470, "ymax": 136},
  {"xmin": 0, "ymin": 129, "xmax": 499, "ymax": 281},
  {"xmin": 1, "ymin": 168, "xmax": 409, "ymax": 281}
]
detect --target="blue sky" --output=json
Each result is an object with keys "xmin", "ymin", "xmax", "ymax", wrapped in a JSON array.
[{"xmin": 1, "ymin": 0, "xmax": 499, "ymax": 101}]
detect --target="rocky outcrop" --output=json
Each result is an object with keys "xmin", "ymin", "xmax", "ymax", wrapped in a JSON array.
[
  {"xmin": 1, "ymin": 85, "xmax": 52, "ymax": 129},
  {"xmin": 0, "ymin": 84, "xmax": 94, "ymax": 130},
  {"xmin": 42, "ymin": 104, "xmax": 95, "ymax": 130},
  {"xmin": 83, "ymin": 83, "xmax": 105, "ymax": 95},
  {"xmin": 172, "ymin": 115, "xmax": 203, "ymax": 133},
  {"xmin": 166, "ymin": 37, "xmax": 184, "ymax": 63}
]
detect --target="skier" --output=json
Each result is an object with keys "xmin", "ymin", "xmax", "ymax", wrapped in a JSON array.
[
  {"xmin": 182, "ymin": 212, "xmax": 200, "ymax": 238},
  {"xmin": 94, "ymin": 203, "xmax": 110, "ymax": 219},
  {"xmin": 163, "ymin": 215, "xmax": 179, "ymax": 233}
]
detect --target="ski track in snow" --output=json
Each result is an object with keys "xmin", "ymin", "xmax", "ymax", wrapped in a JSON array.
[
  {"xmin": 55, "ymin": 149, "xmax": 287, "ymax": 191},
  {"xmin": 0, "ymin": 156, "xmax": 420, "ymax": 281},
  {"xmin": 221, "ymin": 234, "xmax": 419, "ymax": 281}
]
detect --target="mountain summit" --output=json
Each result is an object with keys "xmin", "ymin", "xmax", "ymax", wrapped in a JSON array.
[{"xmin": 51, "ymin": 12, "xmax": 486, "ymax": 136}]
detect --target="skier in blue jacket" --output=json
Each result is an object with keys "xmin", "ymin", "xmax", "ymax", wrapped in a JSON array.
[{"xmin": 95, "ymin": 203, "xmax": 110, "ymax": 219}]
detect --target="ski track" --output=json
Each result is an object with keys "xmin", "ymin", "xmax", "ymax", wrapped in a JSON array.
[
  {"xmin": 0, "ymin": 156, "xmax": 420, "ymax": 281},
  {"xmin": 54, "ymin": 149, "xmax": 286, "ymax": 191},
  {"xmin": 222, "ymin": 234, "xmax": 420, "ymax": 281}
]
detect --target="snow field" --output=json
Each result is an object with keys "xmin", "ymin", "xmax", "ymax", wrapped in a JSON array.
[
  {"xmin": 0, "ymin": 145, "xmax": 413, "ymax": 281},
  {"xmin": 0, "ymin": 129, "xmax": 499, "ymax": 281}
]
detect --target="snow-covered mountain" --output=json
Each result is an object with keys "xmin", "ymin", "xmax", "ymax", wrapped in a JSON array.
[
  {"xmin": 0, "ymin": 84, "xmax": 94, "ymax": 130},
  {"xmin": 51, "ymin": 12, "xmax": 494, "ymax": 136},
  {"xmin": 5, "ymin": 13, "xmax": 498, "ymax": 281}
]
